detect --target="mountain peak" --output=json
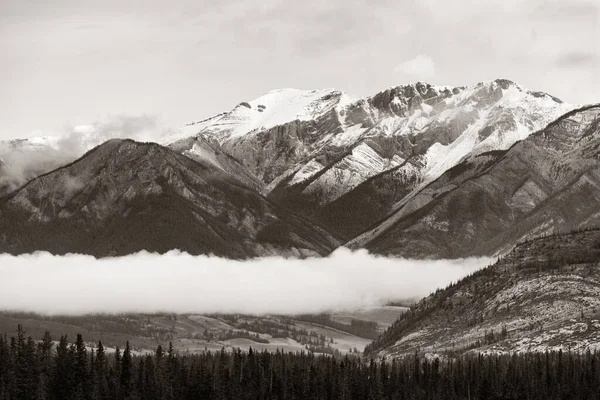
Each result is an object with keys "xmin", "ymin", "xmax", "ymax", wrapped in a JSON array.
[
  {"xmin": 0, "ymin": 78, "xmax": 594, "ymax": 261},
  {"xmin": 0, "ymin": 139, "xmax": 339, "ymax": 258},
  {"xmin": 492, "ymin": 77, "xmax": 516, "ymax": 89}
]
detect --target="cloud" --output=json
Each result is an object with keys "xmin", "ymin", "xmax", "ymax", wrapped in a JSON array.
[
  {"xmin": 196, "ymin": 0, "xmax": 413, "ymax": 59},
  {"xmin": 554, "ymin": 51, "xmax": 598, "ymax": 68},
  {"xmin": 0, "ymin": 114, "xmax": 171, "ymax": 194},
  {"xmin": 0, "ymin": 249, "xmax": 492, "ymax": 316},
  {"xmin": 394, "ymin": 54, "xmax": 436, "ymax": 80},
  {"xmin": 532, "ymin": 0, "xmax": 599, "ymax": 20}
]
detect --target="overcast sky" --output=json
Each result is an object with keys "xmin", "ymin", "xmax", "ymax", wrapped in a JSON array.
[{"xmin": 0, "ymin": 0, "xmax": 598, "ymax": 140}]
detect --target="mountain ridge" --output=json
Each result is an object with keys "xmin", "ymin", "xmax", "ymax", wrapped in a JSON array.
[
  {"xmin": 1, "ymin": 79, "xmax": 596, "ymax": 259},
  {"xmin": 0, "ymin": 138, "xmax": 340, "ymax": 258},
  {"xmin": 347, "ymin": 104, "xmax": 600, "ymax": 258}
]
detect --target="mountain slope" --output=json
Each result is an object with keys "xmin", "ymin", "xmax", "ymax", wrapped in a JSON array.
[
  {"xmin": 349, "ymin": 104, "xmax": 600, "ymax": 258},
  {"xmin": 0, "ymin": 80, "xmax": 588, "ymax": 258},
  {"xmin": 0, "ymin": 139, "xmax": 339, "ymax": 258},
  {"xmin": 170, "ymin": 80, "xmax": 573, "ymax": 239},
  {"xmin": 365, "ymin": 228, "xmax": 600, "ymax": 358}
]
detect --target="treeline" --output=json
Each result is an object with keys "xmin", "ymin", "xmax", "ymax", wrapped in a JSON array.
[
  {"xmin": 2, "ymin": 326, "xmax": 600, "ymax": 399},
  {"xmin": 0, "ymin": 312, "xmax": 174, "ymax": 341},
  {"xmin": 294, "ymin": 314, "xmax": 379, "ymax": 340},
  {"xmin": 203, "ymin": 316, "xmax": 335, "ymax": 349},
  {"xmin": 516, "ymin": 226, "xmax": 600, "ymax": 245},
  {"xmin": 198, "ymin": 328, "xmax": 269, "ymax": 344}
]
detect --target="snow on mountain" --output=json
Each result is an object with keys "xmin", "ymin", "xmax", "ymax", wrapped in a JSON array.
[
  {"xmin": 0, "ymin": 80, "xmax": 579, "ymax": 250},
  {"xmin": 3, "ymin": 80, "xmax": 568, "ymax": 203},
  {"xmin": 419, "ymin": 82, "xmax": 572, "ymax": 181},
  {"xmin": 167, "ymin": 79, "xmax": 574, "ymax": 239},
  {"xmin": 173, "ymin": 80, "xmax": 572, "ymax": 188},
  {"xmin": 301, "ymin": 142, "xmax": 405, "ymax": 204},
  {"xmin": 348, "ymin": 104, "xmax": 600, "ymax": 258},
  {"xmin": 164, "ymin": 88, "xmax": 354, "ymax": 145}
]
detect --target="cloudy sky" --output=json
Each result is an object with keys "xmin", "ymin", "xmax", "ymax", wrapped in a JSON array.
[{"xmin": 0, "ymin": 0, "xmax": 598, "ymax": 139}]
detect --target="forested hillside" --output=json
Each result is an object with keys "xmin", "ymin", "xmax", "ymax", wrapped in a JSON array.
[
  {"xmin": 366, "ymin": 228, "xmax": 600, "ymax": 358},
  {"xmin": 1, "ymin": 326, "xmax": 600, "ymax": 399}
]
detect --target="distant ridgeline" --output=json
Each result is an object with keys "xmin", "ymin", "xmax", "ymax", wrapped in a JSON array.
[{"xmin": 1, "ymin": 326, "xmax": 600, "ymax": 399}]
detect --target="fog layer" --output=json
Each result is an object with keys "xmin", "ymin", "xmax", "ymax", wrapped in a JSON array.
[{"xmin": 0, "ymin": 249, "xmax": 492, "ymax": 316}]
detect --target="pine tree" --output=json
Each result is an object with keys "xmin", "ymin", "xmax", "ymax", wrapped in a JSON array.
[
  {"xmin": 94, "ymin": 341, "xmax": 109, "ymax": 400},
  {"xmin": 23, "ymin": 336, "xmax": 40, "ymax": 400},
  {"xmin": 73, "ymin": 334, "xmax": 90, "ymax": 399},
  {"xmin": 135, "ymin": 358, "xmax": 145, "ymax": 400},
  {"xmin": 163, "ymin": 342, "xmax": 179, "ymax": 400},
  {"xmin": 0, "ymin": 335, "xmax": 11, "ymax": 399},
  {"xmin": 50, "ymin": 335, "xmax": 74, "ymax": 400},
  {"xmin": 120, "ymin": 342, "xmax": 133, "ymax": 399},
  {"xmin": 13, "ymin": 324, "xmax": 31, "ymax": 400},
  {"xmin": 37, "ymin": 331, "xmax": 53, "ymax": 399},
  {"xmin": 111, "ymin": 346, "xmax": 122, "ymax": 400}
]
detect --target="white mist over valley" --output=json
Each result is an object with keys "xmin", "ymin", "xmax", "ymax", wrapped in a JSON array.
[{"xmin": 0, "ymin": 249, "xmax": 490, "ymax": 316}]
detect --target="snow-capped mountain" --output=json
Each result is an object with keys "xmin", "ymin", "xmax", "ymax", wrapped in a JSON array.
[
  {"xmin": 1, "ymin": 78, "xmax": 594, "ymax": 259},
  {"xmin": 165, "ymin": 88, "xmax": 354, "ymax": 145},
  {"xmin": 169, "ymin": 79, "xmax": 574, "ymax": 239},
  {"xmin": 348, "ymin": 104, "xmax": 600, "ymax": 258},
  {"xmin": 172, "ymin": 79, "xmax": 570, "ymax": 183}
]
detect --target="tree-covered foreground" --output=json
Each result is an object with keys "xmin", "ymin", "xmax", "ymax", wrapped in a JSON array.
[{"xmin": 1, "ymin": 326, "xmax": 600, "ymax": 400}]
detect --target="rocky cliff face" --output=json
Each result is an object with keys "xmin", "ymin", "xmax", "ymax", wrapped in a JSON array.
[
  {"xmin": 0, "ymin": 139, "xmax": 339, "ymax": 258},
  {"xmin": 169, "ymin": 80, "xmax": 573, "ymax": 240},
  {"xmin": 349, "ymin": 104, "xmax": 600, "ymax": 258},
  {"xmin": 365, "ymin": 228, "xmax": 600, "ymax": 358}
]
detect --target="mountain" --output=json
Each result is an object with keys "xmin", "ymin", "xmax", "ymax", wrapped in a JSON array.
[
  {"xmin": 0, "ymin": 139, "xmax": 339, "ymax": 258},
  {"xmin": 0, "ymin": 79, "xmax": 590, "ymax": 259},
  {"xmin": 167, "ymin": 135, "xmax": 264, "ymax": 192},
  {"xmin": 348, "ymin": 104, "xmax": 600, "ymax": 258},
  {"xmin": 365, "ymin": 228, "xmax": 600, "ymax": 358},
  {"xmin": 169, "ymin": 79, "xmax": 573, "ymax": 239}
]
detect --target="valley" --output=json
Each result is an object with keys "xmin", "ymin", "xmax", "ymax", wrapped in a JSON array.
[
  {"xmin": 0, "ymin": 306, "xmax": 408, "ymax": 357},
  {"xmin": 1, "ymin": 79, "xmax": 599, "ymax": 362}
]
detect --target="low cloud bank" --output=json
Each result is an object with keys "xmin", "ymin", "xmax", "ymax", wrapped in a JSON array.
[
  {"xmin": 0, "ymin": 249, "xmax": 493, "ymax": 316},
  {"xmin": 0, "ymin": 115, "xmax": 172, "ymax": 193}
]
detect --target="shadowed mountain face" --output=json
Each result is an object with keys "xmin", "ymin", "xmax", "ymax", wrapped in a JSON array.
[
  {"xmin": 365, "ymin": 228, "xmax": 600, "ymax": 358},
  {"xmin": 0, "ymin": 139, "xmax": 339, "ymax": 258},
  {"xmin": 349, "ymin": 105, "xmax": 600, "ymax": 258}
]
